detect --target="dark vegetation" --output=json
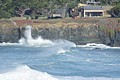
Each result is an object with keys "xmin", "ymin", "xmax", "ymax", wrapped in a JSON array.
[
  {"xmin": 110, "ymin": 1, "xmax": 120, "ymax": 17},
  {"xmin": 0, "ymin": 0, "xmax": 120, "ymax": 19}
]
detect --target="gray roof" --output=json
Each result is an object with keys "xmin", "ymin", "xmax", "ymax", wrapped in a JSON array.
[
  {"xmin": 83, "ymin": 6, "xmax": 103, "ymax": 10},
  {"xmin": 54, "ymin": 9, "xmax": 63, "ymax": 14},
  {"xmin": 86, "ymin": 1, "xmax": 100, "ymax": 4}
]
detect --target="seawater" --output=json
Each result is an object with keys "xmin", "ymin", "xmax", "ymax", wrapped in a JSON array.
[{"xmin": 0, "ymin": 26, "xmax": 120, "ymax": 80}]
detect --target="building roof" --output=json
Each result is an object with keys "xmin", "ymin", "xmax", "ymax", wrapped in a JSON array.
[
  {"xmin": 86, "ymin": 1, "xmax": 100, "ymax": 4},
  {"xmin": 78, "ymin": 3, "xmax": 87, "ymax": 7},
  {"xmin": 54, "ymin": 9, "xmax": 63, "ymax": 14},
  {"xmin": 82, "ymin": 6, "xmax": 103, "ymax": 10}
]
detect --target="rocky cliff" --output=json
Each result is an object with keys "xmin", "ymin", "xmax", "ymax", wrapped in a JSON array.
[{"xmin": 0, "ymin": 18, "xmax": 120, "ymax": 46}]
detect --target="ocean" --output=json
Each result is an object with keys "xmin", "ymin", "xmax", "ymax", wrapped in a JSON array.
[{"xmin": 0, "ymin": 26, "xmax": 120, "ymax": 80}]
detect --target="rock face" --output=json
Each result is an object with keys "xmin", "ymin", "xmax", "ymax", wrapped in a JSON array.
[
  {"xmin": 0, "ymin": 27, "xmax": 19, "ymax": 43},
  {"xmin": 0, "ymin": 19, "xmax": 120, "ymax": 46},
  {"xmin": 31, "ymin": 24, "xmax": 101, "ymax": 45}
]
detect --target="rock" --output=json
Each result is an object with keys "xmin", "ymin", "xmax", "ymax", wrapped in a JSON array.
[{"xmin": 0, "ymin": 19, "xmax": 120, "ymax": 47}]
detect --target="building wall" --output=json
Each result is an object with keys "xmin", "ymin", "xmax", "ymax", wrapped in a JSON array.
[
  {"xmin": 52, "ymin": 14, "xmax": 62, "ymax": 17},
  {"xmin": 103, "ymin": 6, "xmax": 113, "ymax": 17},
  {"xmin": 83, "ymin": 10, "xmax": 104, "ymax": 17}
]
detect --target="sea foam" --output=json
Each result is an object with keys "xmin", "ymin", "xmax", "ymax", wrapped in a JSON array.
[
  {"xmin": 77, "ymin": 43, "xmax": 120, "ymax": 49},
  {"xmin": 0, "ymin": 25, "xmax": 76, "ymax": 54},
  {"xmin": 19, "ymin": 25, "xmax": 54, "ymax": 47},
  {"xmin": 0, "ymin": 25, "xmax": 120, "ymax": 50},
  {"xmin": 0, "ymin": 65, "xmax": 58, "ymax": 80},
  {"xmin": 19, "ymin": 25, "xmax": 76, "ymax": 48}
]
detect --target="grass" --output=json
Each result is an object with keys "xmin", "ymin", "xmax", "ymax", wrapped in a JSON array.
[{"xmin": 0, "ymin": 17, "xmax": 120, "ymax": 30}]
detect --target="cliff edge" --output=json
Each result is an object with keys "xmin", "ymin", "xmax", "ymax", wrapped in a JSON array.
[{"xmin": 0, "ymin": 18, "xmax": 120, "ymax": 46}]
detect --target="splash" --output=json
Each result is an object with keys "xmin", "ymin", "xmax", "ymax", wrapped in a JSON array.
[
  {"xmin": 77, "ymin": 43, "xmax": 120, "ymax": 49},
  {"xmin": 0, "ymin": 25, "xmax": 120, "ymax": 50},
  {"xmin": 57, "ymin": 49, "xmax": 70, "ymax": 54},
  {"xmin": 0, "ymin": 25, "xmax": 76, "ymax": 55},
  {"xmin": 19, "ymin": 25, "xmax": 54, "ymax": 47},
  {"xmin": 0, "ymin": 65, "xmax": 58, "ymax": 80},
  {"xmin": 19, "ymin": 25, "xmax": 76, "ymax": 49},
  {"xmin": 24, "ymin": 25, "xmax": 32, "ymax": 40}
]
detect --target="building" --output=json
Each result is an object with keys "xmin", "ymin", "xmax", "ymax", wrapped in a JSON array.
[
  {"xmin": 81, "ymin": 6, "xmax": 104, "ymax": 17},
  {"xmin": 78, "ymin": 0, "xmax": 113, "ymax": 18},
  {"xmin": 77, "ymin": 0, "xmax": 104, "ymax": 18},
  {"xmin": 52, "ymin": 9, "xmax": 62, "ymax": 18},
  {"xmin": 52, "ymin": 6, "xmax": 67, "ymax": 19}
]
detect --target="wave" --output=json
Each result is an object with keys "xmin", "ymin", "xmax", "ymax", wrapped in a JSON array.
[
  {"xmin": 77, "ymin": 43, "xmax": 120, "ymax": 49},
  {"xmin": 1, "ymin": 65, "xmax": 119, "ymax": 80},
  {"xmin": 0, "ymin": 65, "xmax": 58, "ymax": 80},
  {"xmin": 0, "ymin": 25, "xmax": 120, "ymax": 50},
  {"xmin": 57, "ymin": 48, "xmax": 70, "ymax": 54},
  {"xmin": 58, "ymin": 76, "xmax": 120, "ymax": 80},
  {"xmin": 18, "ymin": 25, "xmax": 54, "ymax": 47},
  {"xmin": 0, "ymin": 42, "xmax": 20, "ymax": 46},
  {"xmin": 0, "ymin": 25, "xmax": 76, "ymax": 48},
  {"xmin": 0, "ymin": 25, "xmax": 76, "ymax": 56},
  {"xmin": 19, "ymin": 36, "xmax": 54, "ymax": 47},
  {"xmin": 0, "ymin": 25, "xmax": 75, "ymax": 47},
  {"xmin": 0, "ymin": 25, "xmax": 54, "ymax": 47}
]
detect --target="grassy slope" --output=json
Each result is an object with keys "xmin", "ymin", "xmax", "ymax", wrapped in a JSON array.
[{"xmin": 0, "ymin": 18, "xmax": 120, "ymax": 28}]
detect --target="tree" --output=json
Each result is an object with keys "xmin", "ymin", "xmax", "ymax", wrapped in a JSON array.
[
  {"xmin": 13, "ymin": 0, "xmax": 31, "ymax": 17},
  {"xmin": 0, "ymin": 0, "xmax": 79, "ymax": 19},
  {"xmin": 46, "ymin": 0, "xmax": 79, "ymax": 19},
  {"xmin": 110, "ymin": 1, "xmax": 120, "ymax": 17},
  {"xmin": 0, "ymin": 0, "xmax": 13, "ymax": 18}
]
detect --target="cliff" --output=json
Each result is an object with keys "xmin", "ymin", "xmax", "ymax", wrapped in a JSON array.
[{"xmin": 0, "ymin": 18, "xmax": 120, "ymax": 46}]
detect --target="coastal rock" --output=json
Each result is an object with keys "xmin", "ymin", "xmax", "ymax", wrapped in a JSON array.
[{"xmin": 0, "ymin": 19, "xmax": 120, "ymax": 47}]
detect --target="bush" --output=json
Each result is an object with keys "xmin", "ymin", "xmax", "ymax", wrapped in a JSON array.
[
  {"xmin": 110, "ymin": 2, "xmax": 120, "ymax": 17},
  {"xmin": 0, "ymin": 10, "xmax": 11, "ymax": 19}
]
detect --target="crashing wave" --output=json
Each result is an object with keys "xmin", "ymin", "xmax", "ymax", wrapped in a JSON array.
[
  {"xmin": 77, "ymin": 43, "xmax": 120, "ymax": 49},
  {"xmin": 19, "ymin": 36, "xmax": 54, "ymax": 47},
  {"xmin": 19, "ymin": 25, "xmax": 54, "ymax": 47},
  {"xmin": 57, "ymin": 48, "xmax": 70, "ymax": 54},
  {"xmin": 0, "ymin": 25, "xmax": 76, "ymax": 55},
  {"xmin": 19, "ymin": 25, "xmax": 76, "ymax": 48},
  {"xmin": 0, "ymin": 65, "xmax": 58, "ymax": 80},
  {"xmin": 0, "ymin": 42, "xmax": 20, "ymax": 46}
]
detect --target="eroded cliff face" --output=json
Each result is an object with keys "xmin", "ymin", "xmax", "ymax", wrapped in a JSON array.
[
  {"xmin": 0, "ymin": 20, "xmax": 19, "ymax": 43},
  {"xmin": 0, "ymin": 19, "xmax": 120, "ymax": 46},
  {"xmin": 31, "ymin": 23, "xmax": 101, "ymax": 45}
]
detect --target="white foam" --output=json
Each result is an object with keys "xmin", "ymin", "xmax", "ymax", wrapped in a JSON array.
[
  {"xmin": 77, "ymin": 43, "xmax": 120, "ymax": 49},
  {"xmin": 58, "ymin": 49, "xmax": 66, "ymax": 54},
  {"xmin": 0, "ymin": 65, "xmax": 58, "ymax": 80},
  {"xmin": 19, "ymin": 25, "xmax": 76, "ymax": 54},
  {"xmin": 18, "ymin": 25, "xmax": 54, "ymax": 47},
  {"xmin": 50, "ymin": 40, "xmax": 75, "ymax": 54},
  {"xmin": 0, "ymin": 25, "xmax": 76, "ymax": 56},
  {"xmin": 57, "ymin": 49, "xmax": 70, "ymax": 54},
  {"xmin": 53, "ymin": 39, "xmax": 76, "ymax": 48},
  {"xmin": 19, "ymin": 36, "xmax": 54, "ymax": 47},
  {"xmin": 24, "ymin": 25, "xmax": 32, "ymax": 40},
  {"xmin": 0, "ymin": 42, "xmax": 20, "ymax": 46},
  {"xmin": 0, "ymin": 26, "xmax": 54, "ymax": 47},
  {"xmin": 0, "ymin": 65, "xmax": 119, "ymax": 80},
  {"xmin": 0, "ymin": 25, "xmax": 77, "ymax": 56},
  {"xmin": 0, "ymin": 25, "xmax": 76, "ymax": 48}
]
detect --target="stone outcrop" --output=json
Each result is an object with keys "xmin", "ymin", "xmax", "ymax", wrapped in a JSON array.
[{"xmin": 0, "ymin": 19, "xmax": 120, "ymax": 46}]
